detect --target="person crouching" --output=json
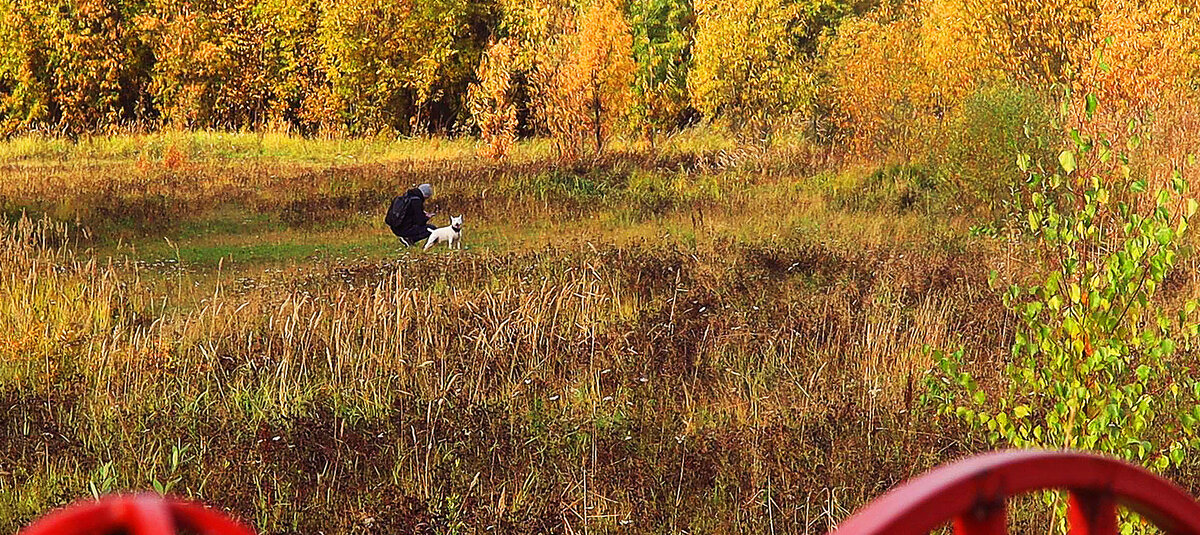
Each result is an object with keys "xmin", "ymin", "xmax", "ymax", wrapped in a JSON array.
[{"xmin": 385, "ymin": 183, "xmax": 437, "ymax": 246}]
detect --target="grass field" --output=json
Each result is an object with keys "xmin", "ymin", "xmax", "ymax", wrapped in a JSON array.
[{"xmin": 0, "ymin": 130, "xmax": 1074, "ymax": 533}]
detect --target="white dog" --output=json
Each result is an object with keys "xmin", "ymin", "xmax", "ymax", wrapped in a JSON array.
[{"xmin": 424, "ymin": 215, "xmax": 464, "ymax": 251}]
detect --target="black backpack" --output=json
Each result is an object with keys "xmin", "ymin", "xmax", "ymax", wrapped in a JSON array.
[{"xmin": 384, "ymin": 194, "xmax": 411, "ymax": 229}]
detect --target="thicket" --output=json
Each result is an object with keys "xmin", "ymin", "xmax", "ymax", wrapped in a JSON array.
[{"xmin": 1, "ymin": 1, "xmax": 1193, "ymax": 144}]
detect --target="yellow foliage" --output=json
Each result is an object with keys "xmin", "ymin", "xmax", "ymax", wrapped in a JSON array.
[
  {"xmin": 468, "ymin": 39, "xmax": 519, "ymax": 160},
  {"xmin": 499, "ymin": 0, "xmax": 575, "ymax": 48},
  {"xmin": 823, "ymin": 1, "xmax": 988, "ymax": 155},
  {"xmin": 1066, "ymin": 0, "xmax": 1200, "ymax": 188},
  {"xmin": 1072, "ymin": 0, "xmax": 1200, "ymax": 116},
  {"xmin": 966, "ymin": 0, "xmax": 1100, "ymax": 86},
  {"xmin": 318, "ymin": 0, "xmax": 469, "ymax": 134},
  {"xmin": 916, "ymin": 0, "xmax": 991, "ymax": 107},
  {"xmin": 690, "ymin": 0, "xmax": 813, "ymax": 138},
  {"xmin": 825, "ymin": 0, "xmax": 1200, "ymax": 197},
  {"xmin": 965, "ymin": 0, "xmax": 1200, "ymax": 117},
  {"xmin": 530, "ymin": 0, "xmax": 634, "ymax": 158}
]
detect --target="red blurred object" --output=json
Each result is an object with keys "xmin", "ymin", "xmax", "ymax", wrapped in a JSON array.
[
  {"xmin": 833, "ymin": 450, "xmax": 1200, "ymax": 535},
  {"xmin": 21, "ymin": 494, "xmax": 255, "ymax": 535}
]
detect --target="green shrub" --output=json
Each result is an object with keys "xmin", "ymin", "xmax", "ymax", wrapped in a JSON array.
[
  {"xmin": 940, "ymin": 84, "xmax": 1055, "ymax": 217},
  {"xmin": 623, "ymin": 170, "xmax": 685, "ymax": 216},
  {"xmin": 927, "ymin": 104, "xmax": 1200, "ymax": 507}
]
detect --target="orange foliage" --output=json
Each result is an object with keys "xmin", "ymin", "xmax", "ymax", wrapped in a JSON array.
[
  {"xmin": 162, "ymin": 144, "xmax": 187, "ymax": 170},
  {"xmin": 1, "ymin": 0, "xmax": 1197, "ymax": 150},
  {"xmin": 1070, "ymin": 0, "xmax": 1200, "ymax": 132},
  {"xmin": 916, "ymin": 0, "xmax": 991, "ymax": 108},
  {"xmin": 966, "ymin": 0, "xmax": 1099, "ymax": 86},
  {"xmin": 823, "ymin": 9, "xmax": 921, "ymax": 154},
  {"xmin": 468, "ymin": 39, "xmax": 519, "ymax": 160},
  {"xmin": 1053, "ymin": 0, "xmax": 1200, "ymax": 189},
  {"xmin": 823, "ymin": 0, "xmax": 987, "ymax": 155},
  {"xmin": 0, "ymin": 0, "xmax": 153, "ymax": 134},
  {"xmin": 964, "ymin": 0, "xmax": 1200, "ymax": 153},
  {"xmin": 690, "ymin": 0, "xmax": 813, "ymax": 138},
  {"xmin": 140, "ymin": 0, "xmax": 278, "ymax": 129},
  {"xmin": 1075, "ymin": 1, "xmax": 1198, "ymax": 109},
  {"xmin": 530, "ymin": 0, "xmax": 633, "ymax": 158}
]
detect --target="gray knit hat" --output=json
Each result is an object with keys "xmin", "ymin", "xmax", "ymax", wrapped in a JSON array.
[{"xmin": 418, "ymin": 183, "xmax": 433, "ymax": 198}]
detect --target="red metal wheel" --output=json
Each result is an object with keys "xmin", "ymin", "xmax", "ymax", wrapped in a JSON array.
[
  {"xmin": 833, "ymin": 450, "xmax": 1200, "ymax": 535},
  {"xmin": 835, "ymin": 448, "xmax": 1200, "ymax": 532},
  {"xmin": 21, "ymin": 494, "xmax": 255, "ymax": 535}
]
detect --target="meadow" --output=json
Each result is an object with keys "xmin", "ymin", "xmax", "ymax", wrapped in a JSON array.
[
  {"xmin": 0, "ymin": 128, "xmax": 1024, "ymax": 533},
  {"xmin": 6, "ymin": 0, "xmax": 1200, "ymax": 530}
]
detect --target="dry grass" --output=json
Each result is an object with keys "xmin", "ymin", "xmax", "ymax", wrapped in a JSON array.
[{"xmin": 1, "ymin": 132, "xmax": 1009, "ymax": 533}]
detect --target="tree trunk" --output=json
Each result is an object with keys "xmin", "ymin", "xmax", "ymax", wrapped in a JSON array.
[{"xmin": 593, "ymin": 88, "xmax": 603, "ymax": 155}]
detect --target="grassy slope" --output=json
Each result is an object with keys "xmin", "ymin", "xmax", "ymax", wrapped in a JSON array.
[{"xmin": 0, "ymin": 130, "xmax": 1004, "ymax": 533}]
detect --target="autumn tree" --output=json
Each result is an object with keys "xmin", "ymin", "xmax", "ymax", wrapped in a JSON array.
[
  {"xmin": 0, "ymin": 0, "xmax": 153, "ymax": 135},
  {"xmin": 689, "ymin": 0, "xmax": 847, "ymax": 141},
  {"xmin": 319, "ymin": 0, "xmax": 497, "ymax": 135},
  {"xmin": 0, "ymin": 0, "xmax": 53, "ymax": 133},
  {"xmin": 496, "ymin": 0, "xmax": 572, "ymax": 140},
  {"xmin": 141, "ymin": 0, "xmax": 290, "ymax": 129},
  {"xmin": 822, "ymin": 0, "xmax": 991, "ymax": 154},
  {"xmin": 914, "ymin": 0, "xmax": 993, "ymax": 113},
  {"xmin": 256, "ymin": 0, "xmax": 329, "ymax": 133},
  {"xmin": 1072, "ymin": 0, "xmax": 1200, "ymax": 189},
  {"xmin": 628, "ymin": 0, "xmax": 693, "ymax": 144},
  {"xmin": 964, "ymin": 0, "xmax": 1200, "ymax": 182},
  {"xmin": 467, "ymin": 38, "xmax": 519, "ymax": 159},
  {"xmin": 574, "ymin": 0, "xmax": 634, "ymax": 154},
  {"xmin": 821, "ymin": 8, "xmax": 917, "ymax": 153},
  {"xmin": 497, "ymin": 0, "xmax": 575, "ymax": 54},
  {"xmin": 964, "ymin": 0, "xmax": 1099, "ymax": 86},
  {"xmin": 528, "ymin": 0, "xmax": 634, "ymax": 157}
]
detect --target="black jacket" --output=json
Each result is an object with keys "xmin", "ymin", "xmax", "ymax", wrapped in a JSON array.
[{"xmin": 391, "ymin": 188, "xmax": 433, "ymax": 243}]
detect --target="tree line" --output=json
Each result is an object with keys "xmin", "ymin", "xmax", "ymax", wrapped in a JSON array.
[{"xmin": 1, "ymin": 0, "xmax": 1198, "ymax": 160}]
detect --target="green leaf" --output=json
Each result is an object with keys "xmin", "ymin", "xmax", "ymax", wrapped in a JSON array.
[
  {"xmin": 1046, "ymin": 271, "xmax": 1062, "ymax": 294},
  {"xmin": 1128, "ymin": 135, "xmax": 1142, "ymax": 150},
  {"xmin": 1071, "ymin": 130, "xmax": 1086, "ymax": 150},
  {"xmin": 1085, "ymin": 94, "xmax": 1098, "ymax": 117},
  {"xmin": 972, "ymin": 390, "xmax": 986, "ymax": 404},
  {"xmin": 1136, "ymin": 365, "xmax": 1151, "ymax": 381},
  {"xmin": 1060, "ymin": 150, "xmax": 1077, "ymax": 174},
  {"xmin": 1156, "ymin": 227, "xmax": 1172, "ymax": 246},
  {"xmin": 1017, "ymin": 153, "xmax": 1030, "ymax": 173}
]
